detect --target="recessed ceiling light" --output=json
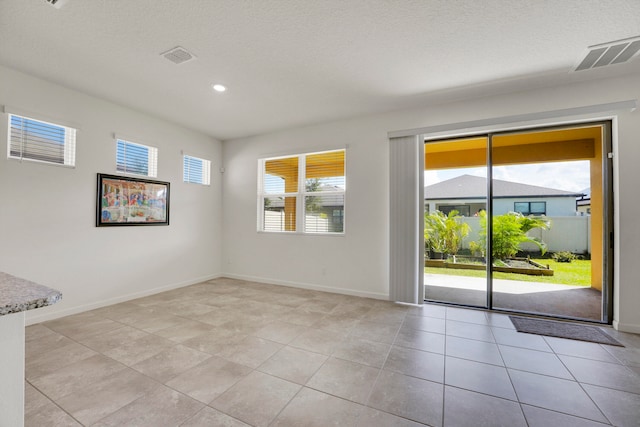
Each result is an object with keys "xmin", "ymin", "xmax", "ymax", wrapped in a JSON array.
[{"xmin": 212, "ymin": 84, "xmax": 226, "ymax": 92}]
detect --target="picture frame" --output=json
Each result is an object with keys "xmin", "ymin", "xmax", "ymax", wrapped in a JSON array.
[{"xmin": 96, "ymin": 173, "xmax": 170, "ymax": 226}]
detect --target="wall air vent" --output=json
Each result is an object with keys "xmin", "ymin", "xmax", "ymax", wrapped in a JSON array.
[
  {"xmin": 574, "ymin": 36, "xmax": 640, "ymax": 71},
  {"xmin": 45, "ymin": 0, "xmax": 69, "ymax": 8},
  {"xmin": 160, "ymin": 46, "xmax": 197, "ymax": 65}
]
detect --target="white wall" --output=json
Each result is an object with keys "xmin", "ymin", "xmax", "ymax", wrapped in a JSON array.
[
  {"xmin": 0, "ymin": 66, "xmax": 223, "ymax": 324},
  {"xmin": 222, "ymin": 73, "xmax": 640, "ymax": 332}
]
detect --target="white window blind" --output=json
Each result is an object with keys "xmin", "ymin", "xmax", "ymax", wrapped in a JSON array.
[
  {"xmin": 258, "ymin": 149, "xmax": 345, "ymax": 234},
  {"xmin": 389, "ymin": 135, "xmax": 424, "ymax": 304},
  {"xmin": 183, "ymin": 155, "xmax": 211, "ymax": 185},
  {"xmin": 8, "ymin": 114, "xmax": 76, "ymax": 166},
  {"xmin": 116, "ymin": 138, "xmax": 158, "ymax": 177}
]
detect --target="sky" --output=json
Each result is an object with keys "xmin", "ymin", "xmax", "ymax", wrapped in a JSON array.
[{"xmin": 425, "ymin": 160, "xmax": 591, "ymax": 193}]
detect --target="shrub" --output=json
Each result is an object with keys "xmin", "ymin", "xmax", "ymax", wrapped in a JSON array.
[
  {"xmin": 473, "ymin": 211, "xmax": 551, "ymax": 260},
  {"xmin": 552, "ymin": 251, "xmax": 578, "ymax": 263}
]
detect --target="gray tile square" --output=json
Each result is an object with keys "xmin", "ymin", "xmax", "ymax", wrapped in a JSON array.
[
  {"xmin": 258, "ymin": 346, "xmax": 327, "ymax": 384},
  {"xmin": 522, "ymin": 404, "xmax": 610, "ymax": 427},
  {"xmin": 559, "ymin": 354, "xmax": 640, "ymax": 394},
  {"xmin": 252, "ymin": 321, "xmax": 307, "ymax": 344},
  {"xmin": 446, "ymin": 307, "xmax": 489, "ymax": 325},
  {"xmin": 181, "ymin": 407, "xmax": 251, "ymax": 426},
  {"xmin": 499, "ymin": 345, "xmax": 572, "ymax": 379},
  {"xmin": 75, "ymin": 325, "xmax": 148, "ymax": 353},
  {"xmin": 508, "ymin": 369, "xmax": 608, "ymax": 423},
  {"xmin": 349, "ymin": 320, "xmax": 400, "ymax": 344},
  {"xmin": 271, "ymin": 387, "xmax": 363, "ymax": 427},
  {"xmin": 368, "ymin": 370, "xmax": 443, "ymax": 426},
  {"xmin": 26, "ymin": 341, "xmax": 98, "ymax": 380},
  {"xmin": 394, "ymin": 327, "xmax": 445, "ymax": 354},
  {"xmin": 91, "ymin": 385, "xmax": 203, "ymax": 427},
  {"xmin": 333, "ymin": 338, "xmax": 391, "ymax": 368},
  {"xmin": 446, "ymin": 335, "xmax": 503, "ymax": 365},
  {"xmin": 492, "ymin": 327, "xmax": 552, "ymax": 352},
  {"xmin": 290, "ymin": 328, "xmax": 348, "ymax": 355},
  {"xmin": 54, "ymin": 368, "xmax": 160, "ymax": 426},
  {"xmin": 403, "ymin": 314, "xmax": 446, "ymax": 334},
  {"xmin": 152, "ymin": 320, "xmax": 215, "ymax": 343},
  {"xmin": 407, "ymin": 303, "xmax": 447, "ymax": 319},
  {"xmin": 445, "ymin": 356, "xmax": 516, "ymax": 400},
  {"xmin": 29, "ymin": 354, "xmax": 126, "ymax": 400},
  {"xmin": 218, "ymin": 335, "xmax": 283, "ymax": 368},
  {"xmin": 166, "ymin": 355, "xmax": 252, "ymax": 404},
  {"xmin": 446, "ymin": 320, "xmax": 496, "ymax": 342},
  {"xmin": 544, "ymin": 336, "xmax": 619, "ymax": 362},
  {"xmin": 583, "ymin": 383, "xmax": 640, "ymax": 427},
  {"xmin": 210, "ymin": 371, "xmax": 301, "ymax": 427},
  {"xmin": 485, "ymin": 312, "xmax": 517, "ymax": 329},
  {"xmin": 356, "ymin": 407, "xmax": 426, "ymax": 427},
  {"xmin": 102, "ymin": 333, "xmax": 175, "ymax": 366},
  {"xmin": 444, "ymin": 386, "xmax": 527, "ymax": 427},
  {"xmin": 131, "ymin": 344, "xmax": 211, "ymax": 383},
  {"xmin": 383, "ymin": 345, "xmax": 445, "ymax": 383},
  {"xmin": 25, "ymin": 382, "xmax": 82, "ymax": 427},
  {"xmin": 307, "ymin": 357, "xmax": 379, "ymax": 404}
]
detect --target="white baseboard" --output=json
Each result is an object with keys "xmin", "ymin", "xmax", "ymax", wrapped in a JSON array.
[
  {"xmin": 222, "ymin": 273, "xmax": 389, "ymax": 301},
  {"xmin": 612, "ymin": 320, "xmax": 640, "ymax": 334},
  {"xmin": 25, "ymin": 273, "xmax": 222, "ymax": 325}
]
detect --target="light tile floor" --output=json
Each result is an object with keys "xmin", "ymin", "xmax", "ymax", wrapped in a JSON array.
[{"xmin": 25, "ymin": 278, "xmax": 640, "ymax": 426}]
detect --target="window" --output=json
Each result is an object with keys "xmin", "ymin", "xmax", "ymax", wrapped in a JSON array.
[
  {"xmin": 437, "ymin": 204, "xmax": 471, "ymax": 217},
  {"xmin": 183, "ymin": 155, "xmax": 211, "ymax": 185},
  {"xmin": 8, "ymin": 113, "xmax": 76, "ymax": 166},
  {"xmin": 258, "ymin": 149, "xmax": 345, "ymax": 234},
  {"xmin": 514, "ymin": 201, "xmax": 546, "ymax": 216},
  {"xmin": 116, "ymin": 138, "xmax": 158, "ymax": 177}
]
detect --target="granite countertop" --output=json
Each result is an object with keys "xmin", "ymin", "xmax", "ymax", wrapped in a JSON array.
[{"xmin": 0, "ymin": 272, "xmax": 62, "ymax": 316}]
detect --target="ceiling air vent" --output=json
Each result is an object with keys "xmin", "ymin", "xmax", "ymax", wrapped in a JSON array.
[
  {"xmin": 45, "ymin": 0, "xmax": 69, "ymax": 8},
  {"xmin": 160, "ymin": 46, "xmax": 196, "ymax": 65},
  {"xmin": 574, "ymin": 36, "xmax": 640, "ymax": 71}
]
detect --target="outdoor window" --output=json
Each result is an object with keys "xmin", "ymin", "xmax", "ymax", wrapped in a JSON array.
[
  {"xmin": 116, "ymin": 138, "xmax": 158, "ymax": 177},
  {"xmin": 8, "ymin": 113, "xmax": 76, "ymax": 166},
  {"xmin": 183, "ymin": 155, "xmax": 211, "ymax": 185},
  {"xmin": 514, "ymin": 201, "xmax": 546, "ymax": 216},
  {"xmin": 437, "ymin": 204, "xmax": 471, "ymax": 217},
  {"xmin": 258, "ymin": 149, "xmax": 345, "ymax": 234}
]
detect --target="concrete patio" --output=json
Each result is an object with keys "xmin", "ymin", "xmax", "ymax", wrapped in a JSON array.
[{"xmin": 425, "ymin": 273, "xmax": 603, "ymax": 322}]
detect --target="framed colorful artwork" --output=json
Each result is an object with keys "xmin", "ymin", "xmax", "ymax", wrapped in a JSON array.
[{"xmin": 96, "ymin": 173, "xmax": 170, "ymax": 226}]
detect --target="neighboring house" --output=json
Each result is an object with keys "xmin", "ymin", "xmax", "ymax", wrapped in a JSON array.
[
  {"xmin": 577, "ymin": 187, "xmax": 591, "ymax": 216},
  {"xmin": 425, "ymin": 174, "xmax": 585, "ymax": 217}
]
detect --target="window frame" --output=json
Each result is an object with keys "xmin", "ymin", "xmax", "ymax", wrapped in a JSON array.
[
  {"xmin": 183, "ymin": 154, "xmax": 212, "ymax": 186},
  {"xmin": 115, "ymin": 137, "xmax": 158, "ymax": 178},
  {"xmin": 257, "ymin": 149, "xmax": 346, "ymax": 235},
  {"xmin": 7, "ymin": 112, "xmax": 77, "ymax": 167},
  {"xmin": 514, "ymin": 201, "xmax": 547, "ymax": 216}
]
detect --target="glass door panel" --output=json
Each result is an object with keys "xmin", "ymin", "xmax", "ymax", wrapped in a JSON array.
[
  {"xmin": 424, "ymin": 137, "xmax": 488, "ymax": 308},
  {"xmin": 490, "ymin": 125, "xmax": 608, "ymax": 321}
]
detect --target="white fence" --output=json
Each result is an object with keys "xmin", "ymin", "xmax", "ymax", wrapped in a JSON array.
[
  {"xmin": 458, "ymin": 216, "xmax": 591, "ymax": 255},
  {"xmin": 264, "ymin": 211, "xmax": 330, "ymax": 232}
]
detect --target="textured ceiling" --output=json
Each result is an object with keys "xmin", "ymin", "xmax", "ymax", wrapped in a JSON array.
[{"xmin": 1, "ymin": 0, "xmax": 639, "ymax": 141}]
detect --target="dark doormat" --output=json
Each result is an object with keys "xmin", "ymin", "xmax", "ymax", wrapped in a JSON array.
[{"xmin": 509, "ymin": 316, "xmax": 624, "ymax": 347}]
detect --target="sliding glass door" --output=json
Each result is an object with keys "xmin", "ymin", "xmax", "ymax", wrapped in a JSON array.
[
  {"xmin": 424, "ymin": 122, "xmax": 612, "ymax": 323},
  {"xmin": 424, "ymin": 137, "xmax": 488, "ymax": 308}
]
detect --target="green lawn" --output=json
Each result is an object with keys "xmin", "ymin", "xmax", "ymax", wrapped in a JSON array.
[{"xmin": 425, "ymin": 259, "xmax": 591, "ymax": 286}]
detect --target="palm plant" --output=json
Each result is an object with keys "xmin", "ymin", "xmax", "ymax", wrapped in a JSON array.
[{"xmin": 424, "ymin": 210, "xmax": 471, "ymax": 257}]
